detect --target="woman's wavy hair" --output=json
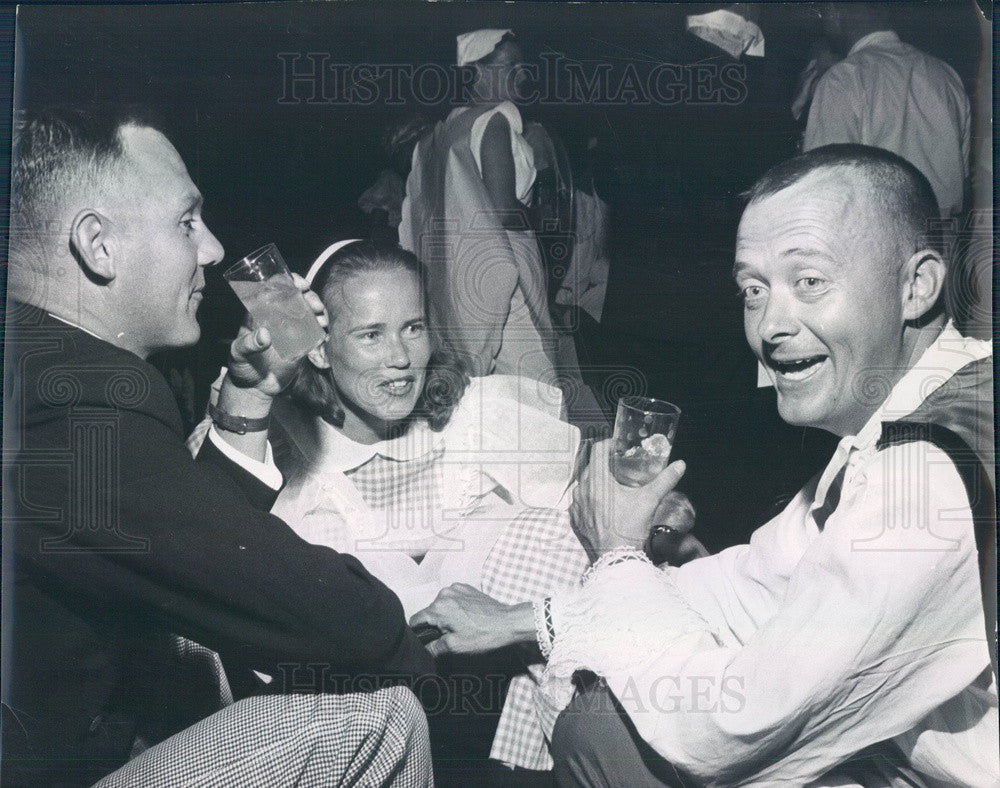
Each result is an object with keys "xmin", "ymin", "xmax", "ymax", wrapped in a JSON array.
[{"xmin": 286, "ymin": 240, "xmax": 469, "ymax": 432}]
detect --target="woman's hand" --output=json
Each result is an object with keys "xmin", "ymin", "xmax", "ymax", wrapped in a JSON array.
[
  {"xmin": 570, "ymin": 438, "xmax": 687, "ymax": 562},
  {"xmin": 410, "ymin": 584, "xmax": 536, "ymax": 659},
  {"xmin": 226, "ymin": 274, "xmax": 327, "ymax": 398}
]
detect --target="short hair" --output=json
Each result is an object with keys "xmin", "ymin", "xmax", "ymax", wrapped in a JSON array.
[
  {"xmin": 743, "ymin": 144, "xmax": 943, "ymax": 256},
  {"xmin": 10, "ymin": 107, "xmax": 163, "ymax": 234},
  {"xmin": 287, "ymin": 240, "xmax": 470, "ymax": 432}
]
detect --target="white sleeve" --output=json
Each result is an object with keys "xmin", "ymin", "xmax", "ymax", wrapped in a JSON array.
[
  {"xmin": 469, "ymin": 101, "xmax": 537, "ymax": 203},
  {"xmin": 206, "ymin": 426, "xmax": 283, "ymax": 491},
  {"xmin": 546, "ymin": 442, "xmax": 993, "ymax": 784},
  {"xmin": 803, "ymin": 63, "xmax": 862, "ymax": 150},
  {"xmin": 534, "ymin": 551, "xmax": 717, "ymax": 738},
  {"xmin": 186, "ymin": 367, "xmax": 282, "ymax": 490}
]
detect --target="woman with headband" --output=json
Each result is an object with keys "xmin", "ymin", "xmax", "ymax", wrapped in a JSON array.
[{"xmin": 189, "ymin": 238, "xmax": 589, "ymax": 773}]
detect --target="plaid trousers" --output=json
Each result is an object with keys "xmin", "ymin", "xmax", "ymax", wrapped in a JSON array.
[{"xmin": 95, "ymin": 687, "xmax": 432, "ymax": 787}]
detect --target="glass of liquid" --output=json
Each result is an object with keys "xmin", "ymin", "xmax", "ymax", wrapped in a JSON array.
[
  {"xmin": 609, "ymin": 396, "xmax": 681, "ymax": 487},
  {"xmin": 223, "ymin": 243, "xmax": 325, "ymax": 360}
]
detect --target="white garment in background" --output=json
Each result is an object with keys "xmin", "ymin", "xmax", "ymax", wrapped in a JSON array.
[
  {"xmin": 456, "ymin": 28, "xmax": 512, "ymax": 68},
  {"xmin": 685, "ymin": 8, "xmax": 765, "ymax": 59},
  {"xmin": 804, "ymin": 30, "xmax": 971, "ymax": 218},
  {"xmin": 400, "ymin": 101, "xmax": 558, "ymax": 383},
  {"xmin": 541, "ymin": 324, "xmax": 996, "ymax": 785},
  {"xmin": 467, "ymin": 102, "xmax": 537, "ymax": 205},
  {"xmin": 555, "ymin": 188, "xmax": 609, "ymax": 323}
]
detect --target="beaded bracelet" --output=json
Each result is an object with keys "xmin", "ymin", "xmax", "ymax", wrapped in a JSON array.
[{"xmin": 582, "ymin": 547, "xmax": 652, "ymax": 586}]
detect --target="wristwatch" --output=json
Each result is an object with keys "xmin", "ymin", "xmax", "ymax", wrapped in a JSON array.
[{"xmin": 208, "ymin": 402, "xmax": 271, "ymax": 435}]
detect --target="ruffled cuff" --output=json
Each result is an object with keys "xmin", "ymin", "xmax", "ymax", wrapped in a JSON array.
[
  {"xmin": 533, "ymin": 597, "xmax": 555, "ymax": 660},
  {"xmin": 582, "ymin": 547, "xmax": 651, "ymax": 585},
  {"xmin": 532, "ymin": 554, "xmax": 711, "ymax": 739}
]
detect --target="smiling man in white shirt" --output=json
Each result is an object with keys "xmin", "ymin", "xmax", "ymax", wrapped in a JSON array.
[{"xmin": 413, "ymin": 144, "xmax": 996, "ymax": 786}]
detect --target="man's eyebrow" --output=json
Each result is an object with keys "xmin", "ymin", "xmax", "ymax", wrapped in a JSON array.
[
  {"xmin": 779, "ymin": 247, "xmax": 836, "ymax": 262},
  {"xmin": 177, "ymin": 192, "xmax": 203, "ymax": 213},
  {"xmin": 732, "ymin": 261, "xmax": 754, "ymax": 279}
]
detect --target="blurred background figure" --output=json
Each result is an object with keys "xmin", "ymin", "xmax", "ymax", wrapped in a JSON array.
[
  {"xmin": 553, "ymin": 135, "xmax": 610, "ymax": 386},
  {"xmin": 801, "ymin": 1, "xmax": 983, "ymax": 340},
  {"xmin": 357, "ymin": 114, "xmax": 432, "ymax": 245},
  {"xmin": 790, "ymin": 38, "xmax": 840, "ymax": 126},
  {"xmin": 804, "ymin": 2, "xmax": 970, "ymax": 219},
  {"xmin": 400, "ymin": 29, "xmax": 561, "ymax": 393},
  {"xmin": 522, "ymin": 119, "xmax": 608, "ymax": 428},
  {"xmin": 522, "ymin": 119, "xmax": 575, "ymax": 305}
]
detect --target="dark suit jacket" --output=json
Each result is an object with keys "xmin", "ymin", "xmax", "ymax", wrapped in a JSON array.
[{"xmin": 1, "ymin": 303, "xmax": 433, "ymax": 786}]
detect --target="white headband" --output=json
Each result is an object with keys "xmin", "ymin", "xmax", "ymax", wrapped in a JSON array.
[
  {"xmin": 305, "ymin": 239, "xmax": 363, "ymax": 285},
  {"xmin": 456, "ymin": 28, "xmax": 512, "ymax": 67}
]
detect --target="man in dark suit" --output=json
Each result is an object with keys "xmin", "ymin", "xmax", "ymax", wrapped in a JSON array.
[{"xmin": 2, "ymin": 109, "xmax": 434, "ymax": 786}]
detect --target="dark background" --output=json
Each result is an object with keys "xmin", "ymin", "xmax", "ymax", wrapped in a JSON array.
[{"xmin": 9, "ymin": 0, "xmax": 988, "ymax": 549}]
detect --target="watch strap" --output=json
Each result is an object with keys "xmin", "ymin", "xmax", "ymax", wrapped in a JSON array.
[{"xmin": 208, "ymin": 402, "xmax": 271, "ymax": 435}]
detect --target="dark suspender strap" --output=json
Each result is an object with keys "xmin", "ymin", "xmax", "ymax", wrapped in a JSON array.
[{"xmin": 877, "ymin": 421, "xmax": 997, "ymax": 678}]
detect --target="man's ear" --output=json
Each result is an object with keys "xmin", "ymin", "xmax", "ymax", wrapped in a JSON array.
[
  {"xmin": 70, "ymin": 209, "xmax": 117, "ymax": 281},
  {"xmin": 307, "ymin": 343, "xmax": 331, "ymax": 370},
  {"xmin": 900, "ymin": 248, "xmax": 946, "ymax": 322}
]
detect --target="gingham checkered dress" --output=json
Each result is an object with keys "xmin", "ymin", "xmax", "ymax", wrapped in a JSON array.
[
  {"xmin": 348, "ymin": 454, "xmax": 589, "ymax": 771},
  {"xmin": 185, "ymin": 373, "xmax": 588, "ymax": 772},
  {"xmin": 346, "ymin": 448, "xmax": 445, "ymax": 551}
]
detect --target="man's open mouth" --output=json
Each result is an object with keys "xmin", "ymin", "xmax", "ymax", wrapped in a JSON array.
[{"xmin": 768, "ymin": 355, "xmax": 827, "ymax": 382}]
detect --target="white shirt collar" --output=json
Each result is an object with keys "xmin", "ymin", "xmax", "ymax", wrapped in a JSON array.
[
  {"xmin": 281, "ymin": 410, "xmax": 442, "ymax": 475},
  {"xmin": 813, "ymin": 321, "xmax": 992, "ymax": 509},
  {"xmin": 46, "ymin": 311, "xmax": 107, "ymax": 342},
  {"xmin": 321, "ymin": 418, "xmax": 440, "ymax": 472},
  {"xmin": 849, "ymin": 29, "xmax": 900, "ymax": 55}
]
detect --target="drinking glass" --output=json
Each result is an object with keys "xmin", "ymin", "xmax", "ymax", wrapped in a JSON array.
[
  {"xmin": 609, "ymin": 396, "xmax": 681, "ymax": 487},
  {"xmin": 223, "ymin": 244, "xmax": 325, "ymax": 360}
]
